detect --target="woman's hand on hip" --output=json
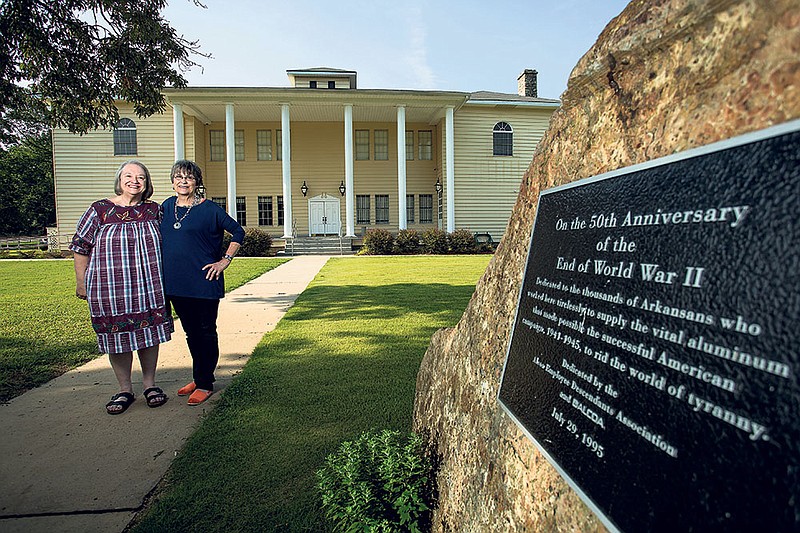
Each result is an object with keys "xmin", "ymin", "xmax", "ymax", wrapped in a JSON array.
[{"xmin": 202, "ymin": 259, "xmax": 231, "ymax": 280}]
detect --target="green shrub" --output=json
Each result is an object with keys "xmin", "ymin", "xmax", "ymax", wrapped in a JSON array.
[
  {"xmin": 239, "ymin": 227, "xmax": 273, "ymax": 257},
  {"xmin": 362, "ymin": 228, "xmax": 395, "ymax": 255},
  {"xmin": 420, "ymin": 228, "xmax": 448, "ymax": 254},
  {"xmin": 221, "ymin": 228, "xmax": 274, "ymax": 257},
  {"xmin": 394, "ymin": 229, "xmax": 421, "ymax": 255},
  {"xmin": 316, "ymin": 429, "xmax": 434, "ymax": 533},
  {"xmin": 447, "ymin": 229, "xmax": 477, "ymax": 254}
]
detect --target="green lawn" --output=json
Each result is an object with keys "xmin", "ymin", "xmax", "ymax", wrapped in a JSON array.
[
  {"xmin": 0, "ymin": 257, "xmax": 287, "ymax": 402},
  {"xmin": 131, "ymin": 255, "xmax": 491, "ymax": 532}
]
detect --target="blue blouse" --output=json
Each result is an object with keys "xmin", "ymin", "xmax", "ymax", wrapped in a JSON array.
[{"xmin": 160, "ymin": 197, "xmax": 245, "ymax": 299}]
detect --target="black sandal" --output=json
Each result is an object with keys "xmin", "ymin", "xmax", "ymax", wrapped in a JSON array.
[
  {"xmin": 143, "ymin": 387, "xmax": 168, "ymax": 408},
  {"xmin": 106, "ymin": 392, "xmax": 135, "ymax": 415}
]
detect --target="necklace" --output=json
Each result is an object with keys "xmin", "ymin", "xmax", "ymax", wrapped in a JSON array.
[{"xmin": 173, "ymin": 197, "xmax": 198, "ymax": 229}]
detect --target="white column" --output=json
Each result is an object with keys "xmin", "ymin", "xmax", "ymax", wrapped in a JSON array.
[
  {"xmin": 396, "ymin": 106, "xmax": 407, "ymax": 230},
  {"xmin": 281, "ymin": 104, "xmax": 293, "ymax": 238},
  {"xmin": 344, "ymin": 104, "xmax": 355, "ymax": 237},
  {"xmin": 445, "ymin": 106, "xmax": 455, "ymax": 233},
  {"xmin": 172, "ymin": 103, "xmax": 184, "ymax": 161},
  {"xmin": 225, "ymin": 103, "xmax": 236, "ymax": 219}
]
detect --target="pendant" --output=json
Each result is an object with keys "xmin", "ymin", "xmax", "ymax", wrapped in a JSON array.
[{"xmin": 173, "ymin": 222, "xmax": 181, "ymax": 230}]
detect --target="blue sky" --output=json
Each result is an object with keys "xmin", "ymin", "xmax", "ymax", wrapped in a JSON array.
[{"xmin": 164, "ymin": 0, "xmax": 631, "ymax": 99}]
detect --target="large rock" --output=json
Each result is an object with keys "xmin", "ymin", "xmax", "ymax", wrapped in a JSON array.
[{"xmin": 413, "ymin": 0, "xmax": 800, "ymax": 530}]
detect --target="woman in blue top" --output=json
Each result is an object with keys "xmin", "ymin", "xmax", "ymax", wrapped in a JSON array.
[{"xmin": 161, "ymin": 160, "xmax": 245, "ymax": 406}]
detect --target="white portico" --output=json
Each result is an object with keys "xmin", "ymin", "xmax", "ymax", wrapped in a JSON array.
[{"xmin": 166, "ymin": 74, "xmax": 466, "ymax": 239}]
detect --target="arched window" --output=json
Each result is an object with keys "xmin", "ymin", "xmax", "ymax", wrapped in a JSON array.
[
  {"xmin": 492, "ymin": 122, "xmax": 513, "ymax": 156},
  {"xmin": 113, "ymin": 118, "xmax": 137, "ymax": 155}
]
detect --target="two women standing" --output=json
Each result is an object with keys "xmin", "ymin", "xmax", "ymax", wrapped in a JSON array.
[{"xmin": 72, "ymin": 159, "xmax": 244, "ymax": 413}]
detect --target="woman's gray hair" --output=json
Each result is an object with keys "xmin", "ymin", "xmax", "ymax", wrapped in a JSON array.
[{"xmin": 113, "ymin": 160, "xmax": 154, "ymax": 200}]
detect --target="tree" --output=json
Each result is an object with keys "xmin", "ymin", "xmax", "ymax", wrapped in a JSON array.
[
  {"xmin": 0, "ymin": 0, "xmax": 206, "ymax": 143},
  {"xmin": 0, "ymin": 131, "xmax": 55, "ymax": 235}
]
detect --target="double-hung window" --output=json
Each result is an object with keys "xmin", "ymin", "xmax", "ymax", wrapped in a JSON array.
[
  {"xmin": 405, "ymin": 131, "xmax": 414, "ymax": 160},
  {"xmin": 374, "ymin": 130, "xmax": 388, "ymax": 160},
  {"xmin": 235, "ymin": 130, "xmax": 245, "ymax": 160},
  {"xmin": 355, "ymin": 130, "xmax": 370, "ymax": 160},
  {"xmin": 236, "ymin": 196, "xmax": 247, "ymax": 226},
  {"xmin": 257, "ymin": 130, "xmax": 272, "ymax": 160},
  {"xmin": 210, "ymin": 130, "xmax": 225, "ymax": 161},
  {"xmin": 418, "ymin": 130, "xmax": 432, "ymax": 160},
  {"xmin": 356, "ymin": 195, "xmax": 370, "ymax": 224},
  {"xmin": 375, "ymin": 195, "xmax": 389, "ymax": 224},
  {"xmin": 406, "ymin": 194, "xmax": 415, "ymax": 223},
  {"xmin": 258, "ymin": 196, "xmax": 273, "ymax": 225},
  {"xmin": 420, "ymin": 194, "xmax": 433, "ymax": 223}
]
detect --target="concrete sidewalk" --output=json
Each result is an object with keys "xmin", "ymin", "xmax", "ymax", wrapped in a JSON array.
[{"xmin": 0, "ymin": 255, "xmax": 329, "ymax": 533}]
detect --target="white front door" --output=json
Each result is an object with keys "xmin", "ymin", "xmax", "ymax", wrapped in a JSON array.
[{"xmin": 308, "ymin": 194, "xmax": 341, "ymax": 235}]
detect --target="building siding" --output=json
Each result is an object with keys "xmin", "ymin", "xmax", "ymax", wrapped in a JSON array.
[
  {"xmin": 452, "ymin": 105, "xmax": 553, "ymax": 237},
  {"xmin": 53, "ymin": 103, "xmax": 175, "ymax": 242}
]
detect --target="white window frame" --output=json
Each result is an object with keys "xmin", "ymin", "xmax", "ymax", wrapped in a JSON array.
[
  {"xmin": 493, "ymin": 122, "xmax": 513, "ymax": 156},
  {"xmin": 236, "ymin": 196, "xmax": 247, "ymax": 226},
  {"xmin": 257, "ymin": 130, "xmax": 272, "ymax": 161},
  {"xmin": 420, "ymin": 194, "xmax": 433, "ymax": 223},
  {"xmin": 113, "ymin": 118, "xmax": 137, "ymax": 156},
  {"xmin": 418, "ymin": 130, "xmax": 432, "ymax": 160},
  {"xmin": 210, "ymin": 130, "xmax": 225, "ymax": 161},
  {"xmin": 374, "ymin": 129, "xmax": 389, "ymax": 160},
  {"xmin": 406, "ymin": 194, "xmax": 415, "ymax": 223},
  {"xmin": 258, "ymin": 196, "xmax": 273, "ymax": 225},
  {"xmin": 356, "ymin": 194, "xmax": 370, "ymax": 224},
  {"xmin": 355, "ymin": 129, "xmax": 370, "ymax": 160},
  {"xmin": 235, "ymin": 130, "xmax": 245, "ymax": 161},
  {"xmin": 375, "ymin": 194, "xmax": 389, "ymax": 224}
]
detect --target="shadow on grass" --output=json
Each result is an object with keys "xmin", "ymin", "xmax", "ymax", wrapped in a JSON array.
[
  {"xmin": 131, "ymin": 281, "xmax": 477, "ymax": 532},
  {"xmin": 0, "ymin": 336, "xmax": 97, "ymax": 403}
]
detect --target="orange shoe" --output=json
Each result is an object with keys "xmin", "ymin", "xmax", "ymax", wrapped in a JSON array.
[
  {"xmin": 187, "ymin": 389, "xmax": 213, "ymax": 406},
  {"xmin": 177, "ymin": 382, "xmax": 197, "ymax": 396}
]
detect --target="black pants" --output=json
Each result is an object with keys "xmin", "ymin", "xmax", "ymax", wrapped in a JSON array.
[{"xmin": 169, "ymin": 296, "xmax": 220, "ymax": 391}]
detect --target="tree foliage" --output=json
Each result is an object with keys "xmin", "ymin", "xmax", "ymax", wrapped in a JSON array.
[
  {"xmin": 0, "ymin": 0, "xmax": 206, "ymax": 142},
  {"xmin": 0, "ymin": 131, "xmax": 55, "ymax": 235}
]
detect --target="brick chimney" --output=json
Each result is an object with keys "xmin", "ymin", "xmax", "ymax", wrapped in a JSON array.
[{"xmin": 517, "ymin": 69, "xmax": 538, "ymax": 97}]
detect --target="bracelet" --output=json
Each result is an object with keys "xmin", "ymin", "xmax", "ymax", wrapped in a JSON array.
[{"xmin": 223, "ymin": 254, "xmax": 234, "ymax": 262}]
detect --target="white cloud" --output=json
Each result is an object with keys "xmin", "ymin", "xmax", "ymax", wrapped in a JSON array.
[{"xmin": 403, "ymin": 6, "xmax": 437, "ymax": 90}]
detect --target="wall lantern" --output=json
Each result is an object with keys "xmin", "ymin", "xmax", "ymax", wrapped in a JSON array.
[
  {"xmin": 434, "ymin": 178, "xmax": 442, "ymax": 194},
  {"xmin": 339, "ymin": 180, "xmax": 346, "ymax": 196},
  {"xmin": 301, "ymin": 180, "xmax": 309, "ymax": 197}
]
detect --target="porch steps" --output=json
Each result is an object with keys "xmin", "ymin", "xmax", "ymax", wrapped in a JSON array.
[{"xmin": 281, "ymin": 236, "xmax": 358, "ymax": 256}]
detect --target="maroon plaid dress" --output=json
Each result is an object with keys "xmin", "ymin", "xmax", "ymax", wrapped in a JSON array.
[{"xmin": 70, "ymin": 199, "xmax": 172, "ymax": 354}]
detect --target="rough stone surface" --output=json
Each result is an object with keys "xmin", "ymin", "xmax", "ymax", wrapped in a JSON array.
[{"xmin": 413, "ymin": 1, "xmax": 800, "ymax": 530}]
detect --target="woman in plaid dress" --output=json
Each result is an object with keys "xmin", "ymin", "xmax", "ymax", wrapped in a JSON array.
[{"xmin": 71, "ymin": 160, "xmax": 172, "ymax": 414}]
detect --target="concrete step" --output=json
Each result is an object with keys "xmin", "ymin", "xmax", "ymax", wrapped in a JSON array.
[{"xmin": 280, "ymin": 237, "xmax": 358, "ymax": 256}]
